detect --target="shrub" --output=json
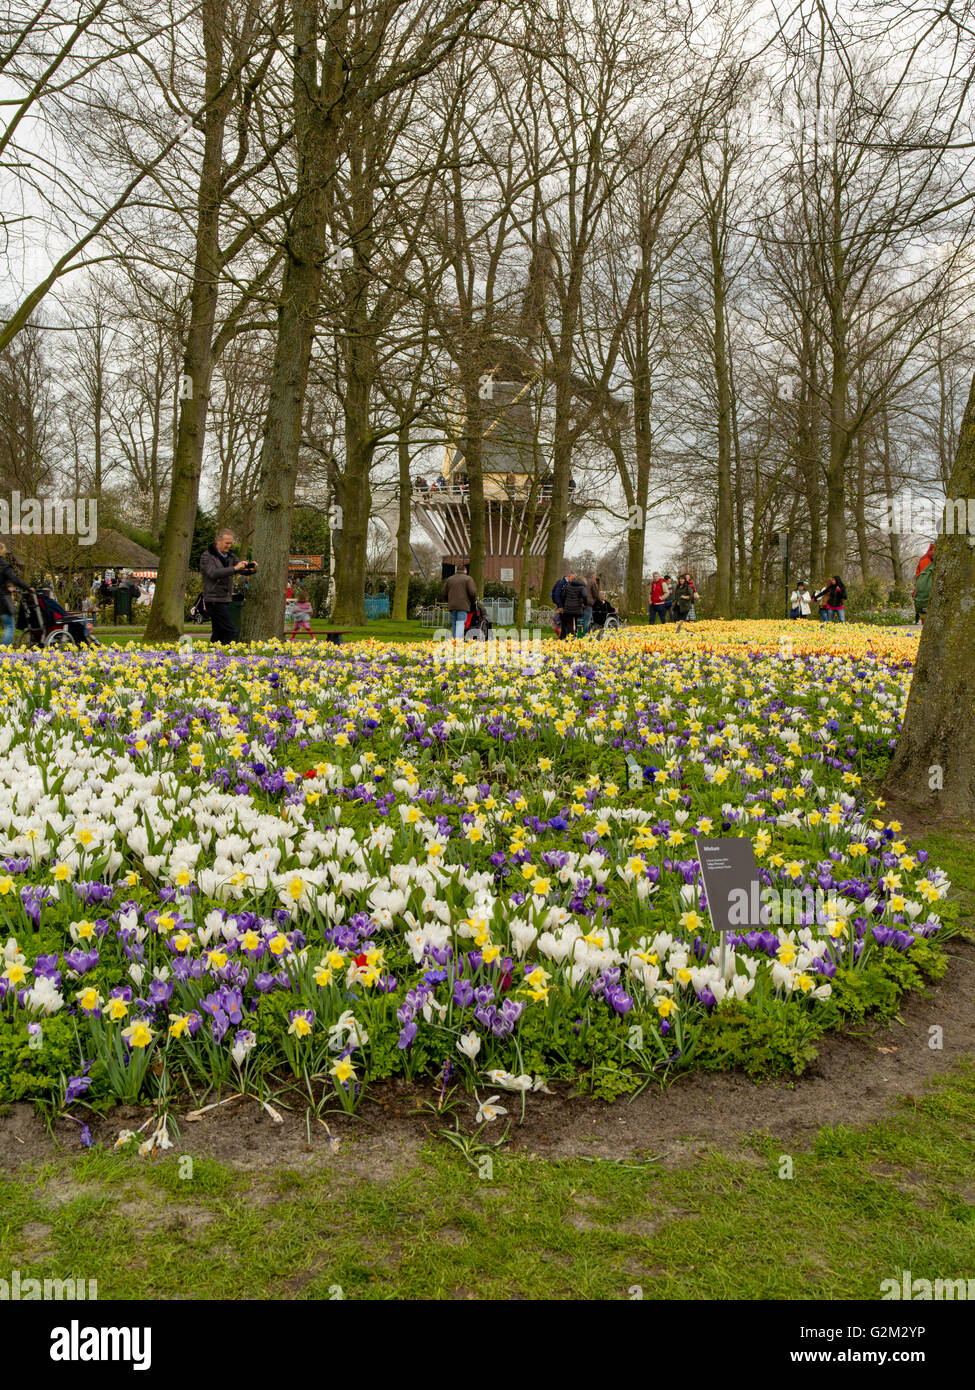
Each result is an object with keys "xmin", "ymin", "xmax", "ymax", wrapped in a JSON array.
[
  {"xmin": 306, "ymin": 575, "xmax": 330, "ymax": 618},
  {"xmin": 183, "ymin": 573, "xmax": 203, "ymax": 622}
]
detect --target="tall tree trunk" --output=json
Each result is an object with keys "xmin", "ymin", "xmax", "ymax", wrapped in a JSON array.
[
  {"xmin": 331, "ymin": 332, "xmax": 373, "ymax": 626},
  {"xmin": 734, "ymin": 452, "xmax": 747, "ymax": 608},
  {"xmin": 145, "ymin": 0, "xmax": 229, "ymax": 642},
  {"xmin": 711, "ymin": 236, "xmax": 733, "ymax": 617},
  {"xmin": 881, "ymin": 410, "xmax": 904, "ymax": 589},
  {"xmin": 464, "ymin": 383, "xmax": 485, "ymax": 590},
  {"xmin": 824, "ymin": 199, "xmax": 849, "ymax": 575},
  {"xmin": 854, "ymin": 429, "xmax": 870, "ymax": 580},
  {"xmin": 625, "ymin": 350, "xmax": 652, "ymax": 617},
  {"xmin": 391, "ymin": 423, "xmax": 412, "ymax": 622},
  {"xmin": 241, "ymin": 1, "xmax": 342, "ymax": 641},
  {"xmin": 746, "ymin": 444, "xmax": 765, "ymax": 618},
  {"xmin": 800, "ymin": 353, "xmax": 822, "ymax": 583},
  {"xmin": 883, "ymin": 370, "xmax": 975, "ymax": 818},
  {"xmin": 542, "ymin": 325, "xmax": 579, "ymax": 595}
]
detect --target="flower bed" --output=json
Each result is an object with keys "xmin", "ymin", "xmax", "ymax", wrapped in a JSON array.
[{"xmin": 0, "ymin": 622, "xmax": 954, "ymax": 1144}]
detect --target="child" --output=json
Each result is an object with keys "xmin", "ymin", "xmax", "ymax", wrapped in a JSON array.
[{"xmin": 290, "ymin": 587, "xmax": 313, "ymax": 638}]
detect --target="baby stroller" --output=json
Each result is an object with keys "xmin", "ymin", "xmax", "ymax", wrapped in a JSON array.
[
  {"xmin": 463, "ymin": 600, "xmax": 492, "ymax": 641},
  {"xmin": 189, "ymin": 593, "xmax": 208, "ymax": 625},
  {"xmin": 17, "ymin": 588, "xmax": 99, "ymax": 649},
  {"xmin": 591, "ymin": 596, "xmax": 624, "ymax": 639}
]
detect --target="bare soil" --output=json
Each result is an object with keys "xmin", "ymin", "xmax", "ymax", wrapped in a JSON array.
[{"xmin": 3, "ymin": 935, "xmax": 973, "ymax": 1176}]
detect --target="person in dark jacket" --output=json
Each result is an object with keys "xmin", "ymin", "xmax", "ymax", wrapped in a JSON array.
[
  {"xmin": 201, "ymin": 529, "xmax": 256, "ymax": 644},
  {"xmin": 440, "ymin": 564, "xmax": 478, "ymax": 640},
  {"xmin": 672, "ymin": 577, "xmax": 694, "ymax": 622},
  {"xmin": 0, "ymin": 544, "xmax": 31, "ymax": 645},
  {"xmin": 825, "ymin": 575, "xmax": 847, "ymax": 622},
  {"xmin": 551, "ymin": 571, "xmax": 568, "ymax": 637},
  {"xmin": 560, "ymin": 572, "xmax": 587, "ymax": 638},
  {"xmin": 683, "ymin": 573, "xmax": 698, "ymax": 620}
]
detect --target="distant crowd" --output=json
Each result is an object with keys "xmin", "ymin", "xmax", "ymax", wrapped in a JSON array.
[
  {"xmin": 788, "ymin": 578, "xmax": 846, "ymax": 621},
  {"xmin": 647, "ymin": 573, "xmax": 698, "ymax": 623},
  {"xmin": 87, "ymin": 570, "xmax": 153, "ymax": 612}
]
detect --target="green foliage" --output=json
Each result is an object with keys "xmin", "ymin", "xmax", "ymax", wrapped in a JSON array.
[
  {"xmin": 482, "ymin": 580, "xmax": 516, "ymax": 599},
  {"xmin": 183, "ymin": 571, "xmax": 203, "ymax": 621},
  {"xmin": 407, "ymin": 575, "xmax": 444, "ymax": 614},
  {"xmin": 306, "ymin": 575, "xmax": 330, "ymax": 619},
  {"xmin": 0, "ymin": 1015, "xmax": 77, "ymax": 1103},
  {"xmin": 189, "ymin": 508, "xmax": 217, "ymax": 571},
  {"xmin": 846, "ymin": 573, "xmax": 887, "ymax": 614},
  {"xmin": 97, "ymin": 515, "xmax": 159, "ymax": 555},
  {"xmin": 828, "ymin": 942, "xmax": 944, "ymax": 1026},
  {"xmin": 290, "ymin": 507, "xmax": 329, "ymax": 556},
  {"xmin": 516, "ymin": 1005, "xmax": 644, "ymax": 1098},
  {"xmin": 693, "ymin": 1000, "xmax": 826, "ymax": 1079}
]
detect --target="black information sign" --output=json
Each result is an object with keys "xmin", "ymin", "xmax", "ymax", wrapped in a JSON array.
[{"xmin": 695, "ymin": 837, "xmax": 772, "ymax": 934}]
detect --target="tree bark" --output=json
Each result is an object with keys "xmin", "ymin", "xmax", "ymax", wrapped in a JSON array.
[
  {"xmin": 331, "ymin": 330, "xmax": 373, "ymax": 627},
  {"xmin": 854, "ymin": 427, "xmax": 870, "ymax": 581},
  {"xmin": 144, "ymin": 0, "xmax": 230, "ymax": 642},
  {"xmin": 391, "ymin": 423, "xmax": 412, "ymax": 621},
  {"xmin": 463, "ymin": 382, "xmax": 485, "ymax": 590},
  {"xmin": 883, "ymin": 369, "xmax": 975, "ymax": 819},
  {"xmin": 241, "ymin": 1, "xmax": 341, "ymax": 640},
  {"xmin": 881, "ymin": 409, "xmax": 904, "ymax": 589}
]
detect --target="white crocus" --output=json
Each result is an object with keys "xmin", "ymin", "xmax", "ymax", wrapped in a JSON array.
[{"xmin": 456, "ymin": 1032, "xmax": 481, "ymax": 1060}]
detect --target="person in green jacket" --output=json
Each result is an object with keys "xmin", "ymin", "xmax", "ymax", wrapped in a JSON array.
[{"xmin": 913, "ymin": 556, "xmax": 934, "ymax": 624}]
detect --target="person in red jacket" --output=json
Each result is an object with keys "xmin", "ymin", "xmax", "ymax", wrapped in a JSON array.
[
  {"xmin": 913, "ymin": 542, "xmax": 935, "ymax": 624},
  {"xmin": 648, "ymin": 572, "xmax": 667, "ymax": 624}
]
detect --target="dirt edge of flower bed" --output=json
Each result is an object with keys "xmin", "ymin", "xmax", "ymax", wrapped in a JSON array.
[{"xmin": 2, "ymin": 935, "xmax": 973, "ymax": 1175}]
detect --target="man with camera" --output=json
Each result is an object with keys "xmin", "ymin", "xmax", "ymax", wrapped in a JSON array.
[{"xmin": 200, "ymin": 528, "xmax": 257, "ymax": 644}]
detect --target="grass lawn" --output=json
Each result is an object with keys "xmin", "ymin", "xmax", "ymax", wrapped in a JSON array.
[
  {"xmin": 2, "ymin": 1061, "xmax": 973, "ymax": 1300},
  {"xmin": 90, "ymin": 618, "xmax": 437, "ymax": 646}
]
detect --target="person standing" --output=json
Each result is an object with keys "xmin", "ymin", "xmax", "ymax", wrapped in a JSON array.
[
  {"xmin": 0, "ymin": 544, "xmax": 31, "ymax": 645},
  {"xmin": 672, "ymin": 575, "xmax": 694, "ymax": 622},
  {"xmin": 912, "ymin": 543, "xmax": 934, "ymax": 625},
  {"xmin": 825, "ymin": 575, "xmax": 846, "ymax": 622},
  {"xmin": 648, "ymin": 572, "xmax": 667, "ymax": 624},
  {"xmin": 440, "ymin": 563, "xmax": 477, "ymax": 641},
  {"xmin": 661, "ymin": 574, "xmax": 675, "ymax": 621},
  {"xmin": 580, "ymin": 571, "xmax": 599, "ymax": 636},
  {"xmin": 684, "ymin": 573, "xmax": 698, "ymax": 620},
  {"xmin": 561, "ymin": 571, "xmax": 587, "ymax": 638},
  {"xmin": 790, "ymin": 581, "xmax": 811, "ymax": 619},
  {"xmin": 551, "ymin": 569, "xmax": 569, "ymax": 638},
  {"xmin": 290, "ymin": 586, "xmax": 313, "ymax": 638},
  {"xmin": 201, "ymin": 528, "xmax": 256, "ymax": 644},
  {"xmin": 812, "ymin": 583, "xmax": 830, "ymax": 623}
]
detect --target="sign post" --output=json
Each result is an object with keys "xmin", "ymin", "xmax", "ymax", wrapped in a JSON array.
[{"xmin": 695, "ymin": 837, "xmax": 772, "ymax": 977}]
